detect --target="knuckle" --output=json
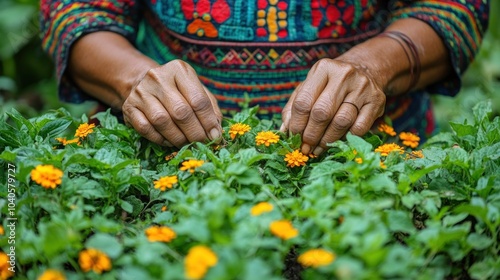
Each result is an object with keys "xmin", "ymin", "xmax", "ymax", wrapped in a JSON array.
[
  {"xmin": 350, "ymin": 121, "xmax": 369, "ymax": 135},
  {"xmin": 332, "ymin": 112, "xmax": 354, "ymax": 131},
  {"xmin": 190, "ymin": 94, "xmax": 211, "ymax": 112},
  {"xmin": 311, "ymin": 104, "xmax": 333, "ymax": 123},
  {"xmin": 292, "ymin": 95, "xmax": 313, "ymax": 115},
  {"xmin": 149, "ymin": 111, "xmax": 170, "ymax": 125},
  {"xmin": 171, "ymin": 104, "xmax": 193, "ymax": 122}
]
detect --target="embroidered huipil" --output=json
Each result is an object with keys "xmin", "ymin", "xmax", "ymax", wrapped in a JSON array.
[{"xmin": 40, "ymin": 0, "xmax": 489, "ymax": 139}]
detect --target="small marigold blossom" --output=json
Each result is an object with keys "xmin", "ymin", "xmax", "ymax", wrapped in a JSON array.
[
  {"xmin": 255, "ymin": 131, "xmax": 280, "ymax": 146},
  {"xmin": 78, "ymin": 248, "xmax": 111, "ymax": 274},
  {"xmin": 0, "ymin": 225, "xmax": 4, "ymax": 235},
  {"xmin": 229, "ymin": 123, "xmax": 251, "ymax": 140},
  {"xmin": 250, "ymin": 202, "xmax": 274, "ymax": 216},
  {"xmin": 378, "ymin": 123, "xmax": 397, "ymax": 136},
  {"xmin": 154, "ymin": 175, "xmax": 178, "ymax": 191},
  {"xmin": 145, "ymin": 226, "xmax": 177, "ymax": 243},
  {"xmin": 374, "ymin": 143, "xmax": 404, "ymax": 157},
  {"xmin": 55, "ymin": 137, "xmax": 80, "ymax": 146},
  {"xmin": 180, "ymin": 159, "xmax": 205, "ymax": 173},
  {"xmin": 38, "ymin": 269, "xmax": 66, "ymax": 280},
  {"xmin": 75, "ymin": 123, "xmax": 95, "ymax": 138},
  {"xmin": 164, "ymin": 151, "xmax": 178, "ymax": 161},
  {"xmin": 380, "ymin": 161, "xmax": 387, "ymax": 169},
  {"xmin": 184, "ymin": 245, "xmax": 218, "ymax": 280},
  {"xmin": 354, "ymin": 157, "xmax": 363, "ymax": 164},
  {"xmin": 399, "ymin": 132, "xmax": 420, "ymax": 148},
  {"xmin": 161, "ymin": 205, "xmax": 168, "ymax": 212},
  {"xmin": 284, "ymin": 150, "xmax": 308, "ymax": 167},
  {"xmin": 270, "ymin": 220, "xmax": 299, "ymax": 240},
  {"xmin": 407, "ymin": 150, "xmax": 424, "ymax": 159},
  {"xmin": 31, "ymin": 165, "xmax": 63, "ymax": 189},
  {"xmin": 0, "ymin": 252, "xmax": 14, "ymax": 279},
  {"xmin": 298, "ymin": 249, "xmax": 336, "ymax": 268}
]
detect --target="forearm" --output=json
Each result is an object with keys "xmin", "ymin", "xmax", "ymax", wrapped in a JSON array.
[
  {"xmin": 337, "ymin": 18, "xmax": 452, "ymax": 96},
  {"xmin": 68, "ymin": 32, "xmax": 158, "ymax": 109}
]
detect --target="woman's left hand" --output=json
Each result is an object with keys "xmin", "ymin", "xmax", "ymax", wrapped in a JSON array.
[{"xmin": 281, "ymin": 58, "xmax": 386, "ymax": 156}]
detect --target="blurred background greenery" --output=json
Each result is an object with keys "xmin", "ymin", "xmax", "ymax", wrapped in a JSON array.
[{"xmin": 0, "ymin": 0, "xmax": 499, "ymax": 132}]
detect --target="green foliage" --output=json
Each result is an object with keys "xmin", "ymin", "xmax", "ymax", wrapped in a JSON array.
[{"xmin": 1, "ymin": 102, "xmax": 499, "ymax": 279}]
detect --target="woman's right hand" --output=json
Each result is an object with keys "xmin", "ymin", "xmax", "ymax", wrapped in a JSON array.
[{"xmin": 122, "ymin": 60, "xmax": 223, "ymax": 148}]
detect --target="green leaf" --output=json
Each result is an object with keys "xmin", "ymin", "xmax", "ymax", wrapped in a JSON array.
[
  {"xmin": 347, "ymin": 133, "xmax": 373, "ymax": 154},
  {"xmin": 120, "ymin": 200, "xmax": 134, "ymax": 213},
  {"xmin": 38, "ymin": 119, "xmax": 72, "ymax": 139},
  {"xmin": 466, "ymin": 233, "xmax": 493, "ymax": 250},
  {"xmin": 449, "ymin": 122, "xmax": 477, "ymax": 137},
  {"xmin": 85, "ymin": 233, "xmax": 123, "ymax": 258},
  {"xmin": 386, "ymin": 210, "xmax": 416, "ymax": 234}
]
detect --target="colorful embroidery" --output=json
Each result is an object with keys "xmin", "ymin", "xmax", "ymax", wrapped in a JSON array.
[
  {"xmin": 181, "ymin": 0, "xmax": 231, "ymax": 38},
  {"xmin": 256, "ymin": 0, "xmax": 289, "ymax": 41}
]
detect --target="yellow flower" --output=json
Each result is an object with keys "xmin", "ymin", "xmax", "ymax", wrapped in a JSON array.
[
  {"xmin": 229, "ymin": 123, "xmax": 251, "ymax": 140},
  {"xmin": 75, "ymin": 123, "xmax": 96, "ymax": 138},
  {"xmin": 184, "ymin": 245, "xmax": 218, "ymax": 280},
  {"xmin": 161, "ymin": 205, "xmax": 168, "ymax": 212},
  {"xmin": 55, "ymin": 137, "xmax": 80, "ymax": 146},
  {"xmin": 380, "ymin": 161, "xmax": 387, "ymax": 169},
  {"xmin": 78, "ymin": 248, "xmax": 112, "ymax": 274},
  {"xmin": 38, "ymin": 269, "xmax": 66, "ymax": 280},
  {"xmin": 30, "ymin": 165, "xmax": 63, "ymax": 189},
  {"xmin": 0, "ymin": 252, "xmax": 14, "ymax": 279},
  {"xmin": 180, "ymin": 159, "xmax": 205, "ymax": 173},
  {"xmin": 407, "ymin": 150, "xmax": 424, "ymax": 159},
  {"xmin": 399, "ymin": 132, "xmax": 420, "ymax": 148},
  {"xmin": 374, "ymin": 143, "xmax": 404, "ymax": 157},
  {"xmin": 164, "ymin": 151, "xmax": 178, "ymax": 161},
  {"xmin": 145, "ymin": 226, "xmax": 177, "ymax": 243},
  {"xmin": 354, "ymin": 157, "xmax": 363, "ymax": 164},
  {"xmin": 0, "ymin": 225, "xmax": 3, "ymax": 235},
  {"xmin": 270, "ymin": 220, "xmax": 299, "ymax": 240},
  {"xmin": 250, "ymin": 202, "xmax": 274, "ymax": 216},
  {"xmin": 255, "ymin": 131, "xmax": 280, "ymax": 146},
  {"xmin": 298, "ymin": 249, "xmax": 336, "ymax": 268},
  {"xmin": 378, "ymin": 123, "xmax": 397, "ymax": 137},
  {"xmin": 284, "ymin": 150, "xmax": 308, "ymax": 168},
  {"xmin": 153, "ymin": 175, "xmax": 178, "ymax": 191}
]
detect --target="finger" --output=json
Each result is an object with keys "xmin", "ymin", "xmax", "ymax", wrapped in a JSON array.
[
  {"xmin": 300, "ymin": 80, "xmax": 349, "ymax": 153},
  {"xmin": 310, "ymin": 101, "xmax": 359, "ymax": 155},
  {"xmin": 174, "ymin": 64, "xmax": 222, "ymax": 141},
  {"xmin": 349, "ymin": 102, "xmax": 384, "ymax": 136},
  {"xmin": 204, "ymin": 86, "xmax": 223, "ymax": 123},
  {"xmin": 281, "ymin": 85, "xmax": 300, "ymax": 132},
  {"xmin": 123, "ymin": 106, "xmax": 172, "ymax": 147},
  {"xmin": 288, "ymin": 67, "xmax": 329, "ymax": 136}
]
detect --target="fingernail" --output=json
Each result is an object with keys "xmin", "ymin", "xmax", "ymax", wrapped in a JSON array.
[
  {"xmin": 209, "ymin": 128, "xmax": 221, "ymax": 141},
  {"xmin": 313, "ymin": 147, "xmax": 323, "ymax": 156},
  {"xmin": 302, "ymin": 144, "xmax": 311, "ymax": 155},
  {"xmin": 163, "ymin": 140, "xmax": 173, "ymax": 147}
]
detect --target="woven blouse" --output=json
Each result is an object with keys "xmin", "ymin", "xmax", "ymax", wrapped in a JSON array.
[{"xmin": 40, "ymin": 0, "xmax": 489, "ymax": 139}]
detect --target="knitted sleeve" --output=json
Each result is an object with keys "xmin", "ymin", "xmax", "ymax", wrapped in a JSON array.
[
  {"xmin": 40, "ymin": 0, "xmax": 141, "ymax": 103},
  {"xmin": 389, "ymin": 0, "xmax": 490, "ymax": 96}
]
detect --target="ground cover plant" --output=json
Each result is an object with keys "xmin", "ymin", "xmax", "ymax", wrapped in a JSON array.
[{"xmin": 0, "ymin": 101, "xmax": 499, "ymax": 280}]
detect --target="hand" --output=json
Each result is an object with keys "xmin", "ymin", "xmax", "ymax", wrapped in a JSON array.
[
  {"xmin": 281, "ymin": 58, "xmax": 386, "ymax": 155},
  {"xmin": 122, "ymin": 59, "xmax": 223, "ymax": 148}
]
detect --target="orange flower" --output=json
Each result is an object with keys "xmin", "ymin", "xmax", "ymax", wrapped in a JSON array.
[
  {"xmin": 399, "ymin": 132, "xmax": 420, "ymax": 148},
  {"xmin": 255, "ymin": 131, "xmax": 280, "ymax": 146},
  {"xmin": 250, "ymin": 202, "xmax": 274, "ymax": 216},
  {"xmin": 298, "ymin": 249, "xmax": 336, "ymax": 268},
  {"xmin": 378, "ymin": 123, "xmax": 397, "ymax": 136},
  {"xmin": 55, "ymin": 137, "xmax": 80, "ymax": 146},
  {"xmin": 284, "ymin": 150, "xmax": 308, "ymax": 167},
  {"xmin": 374, "ymin": 143, "xmax": 404, "ymax": 157},
  {"xmin": 228, "ymin": 123, "xmax": 251, "ymax": 140},
  {"xmin": 145, "ymin": 226, "xmax": 177, "ymax": 243},
  {"xmin": 180, "ymin": 159, "xmax": 205, "ymax": 173},
  {"xmin": 270, "ymin": 220, "xmax": 299, "ymax": 240},
  {"xmin": 164, "ymin": 151, "xmax": 178, "ymax": 161},
  {"xmin": 161, "ymin": 205, "xmax": 168, "ymax": 212},
  {"xmin": 354, "ymin": 157, "xmax": 363, "ymax": 164},
  {"xmin": 75, "ymin": 123, "xmax": 95, "ymax": 138},
  {"xmin": 38, "ymin": 269, "xmax": 66, "ymax": 280},
  {"xmin": 380, "ymin": 161, "xmax": 387, "ymax": 169},
  {"xmin": 184, "ymin": 245, "xmax": 218, "ymax": 280},
  {"xmin": 153, "ymin": 175, "xmax": 178, "ymax": 191},
  {"xmin": 0, "ymin": 252, "xmax": 14, "ymax": 279},
  {"xmin": 0, "ymin": 225, "xmax": 4, "ymax": 235},
  {"xmin": 78, "ymin": 248, "xmax": 111, "ymax": 274},
  {"xmin": 30, "ymin": 165, "xmax": 63, "ymax": 189},
  {"xmin": 407, "ymin": 150, "xmax": 424, "ymax": 159}
]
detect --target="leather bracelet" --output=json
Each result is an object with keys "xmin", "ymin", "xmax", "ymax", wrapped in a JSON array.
[{"xmin": 378, "ymin": 31, "xmax": 421, "ymax": 93}]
